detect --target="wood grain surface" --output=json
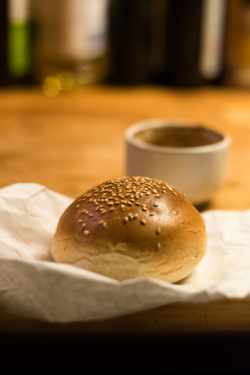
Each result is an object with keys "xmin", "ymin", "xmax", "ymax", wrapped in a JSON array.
[
  {"xmin": 0, "ymin": 84, "xmax": 250, "ymax": 335},
  {"xmin": 0, "ymin": 84, "xmax": 250, "ymax": 210}
]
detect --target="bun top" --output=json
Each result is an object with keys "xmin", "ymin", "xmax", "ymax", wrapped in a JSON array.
[{"xmin": 52, "ymin": 177, "xmax": 207, "ymax": 283}]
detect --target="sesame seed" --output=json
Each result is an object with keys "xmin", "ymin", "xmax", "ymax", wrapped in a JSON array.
[
  {"xmin": 89, "ymin": 213, "xmax": 93, "ymax": 217},
  {"xmin": 114, "ymin": 201, "xmax": 120, "ymax": 205},
  {"xmin": 141, "ymin": 219, "xmax": 146, "ymax": 225},
  {"xmin": 142, "ymin": 207, "xmax": 147, "ymax": 211},
  {"xmin": 139, "ymin": 193, "xmax": 143, "ymax": 197},
  {"xmin": 168, "ymin": 186, "xmax": 173, "ymax": 191},
  {"xmin": 127, "ymin": 202, "xmax": 132, "ymax": 206},
  {"xmin": 82, "ymin": 223, "xmax": 86, "ymax": 228},
  {"xmin": 157, "ymin": 243, "xmax": 161, "ymax": 249},
  {"xmin": 152, "ymin": 189, "xmax": 157, "ymax": 194},
  {"xmin": 173, "ymin": 192, "xmax": 177, "ymax": 196},
  {"xmin": 150, "ymin": 213, "xmax": 155, "ymax": 216},
  {"xmin": 121, "ymin": 204, "xmax": 125, "ymax": 209},
  {"xmin": 156, "ymin": 227, "xmax": 161, "ymax": 235},
  {"xmin": 154, "ymin": 203, "xmax": 159, "ymax": 207},
  {"xmin": 134, "ymin": 214, "xmax": 138, "ymax": 219},
  {"xmin": 99, "ymin": 220, "xmax": 104, "ymax": 224},
  {"xmin": 146, "ymin": 192, "xmax": 150, "ymax": 196},
  {"xmin": 124, "ymin": 216, "xmax": 129, "ymax": 223},
  {"xmin": 135, "ymin": 202, "xmax": 140, "ymax": 206},
  {"xmin": 78, "ymin": 219, "xmax": 83, "ymax": 223},
  {"xmin": 108, "ymin": 202, "xmax": 113, "ymax": 206},
  {"xmin": 101, "ymin": 210, "xmax": 106, "ymax": 214},
  {"xmin": 109, "ymin": 207, "xmax": 114, "ymax": 212},
  {"xmin": 96, "ymin": 207, "xmax": 100, "ymax": 211},
  {"xmin": 155, "ymin": 194, "xmax": 160, "ymax": 197},
  {"xmin": 76, "ymin": 204, "xmax": 80, "ymax": 208},
  {"xmin": 84, "ymin": 230, "xmax": 90, "ymax": 236}
]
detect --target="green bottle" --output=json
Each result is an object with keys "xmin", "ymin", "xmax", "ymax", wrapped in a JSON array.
[{"xmin": 8, "ymin": 0, "xmax": 31, "ymax": 82}]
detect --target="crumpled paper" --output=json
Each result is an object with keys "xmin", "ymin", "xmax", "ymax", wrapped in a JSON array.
[{"xmin": 0, "ymin": 183, "xmax": 250, "ymax": 323}]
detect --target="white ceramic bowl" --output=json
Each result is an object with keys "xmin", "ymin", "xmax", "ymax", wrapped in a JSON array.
[{"xmin": 125, "ymin": 118, "xmax": 230, "ymax": 206}]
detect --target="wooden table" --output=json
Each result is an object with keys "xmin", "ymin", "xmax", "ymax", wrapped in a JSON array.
[{"xmin": 0, "ymin": 84, "xmax": 250, "ymax": 374}]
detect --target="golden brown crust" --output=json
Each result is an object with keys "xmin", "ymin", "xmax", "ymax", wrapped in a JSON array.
[{"xmin": 51, "ymin": 177, "xmax": 207, "ymax": 283}]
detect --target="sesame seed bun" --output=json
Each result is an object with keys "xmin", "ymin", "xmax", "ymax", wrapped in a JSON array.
[{"xmin": 51, "ymin": 177, "xmax": 207, "ymax": 283}]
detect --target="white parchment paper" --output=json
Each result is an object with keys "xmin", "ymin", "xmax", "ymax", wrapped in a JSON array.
[{"xmin": 0, "ymin": 183, "xmax": 250, "ymax": 322}]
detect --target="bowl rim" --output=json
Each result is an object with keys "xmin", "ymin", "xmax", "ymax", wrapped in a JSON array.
[{"xmin": 125, "ymin": 118, "xmax": 231, "ymax": 154}]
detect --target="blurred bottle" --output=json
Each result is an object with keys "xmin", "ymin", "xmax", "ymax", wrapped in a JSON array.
[
  {"xmin": 30, "ymin": 0, "xmax": 109, "ymax": 95},
  {"xmin": 224, "ymin": 0, "xmax": 250, "ymax": 87},
  {"xmin": 108, "ymin": 0, "xmax": 153, "ymax": 84},
  {"xmin": 8, "ymin": 0, "xmax": 32, "ymax": 85},
  {"xmin": 0, "ymin": 0, "xmax": 9, "ymax": 86},
  {"xmin": 162, "ymin": 0, "xmax": 227, "ymax": 87},
  {"xmin": 108, "ymin": 0, "xmax": 169, "ymax": 85},
  {"xmin": 0, "ymin": 0, "xmax": 32, "ymax": 87}
]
